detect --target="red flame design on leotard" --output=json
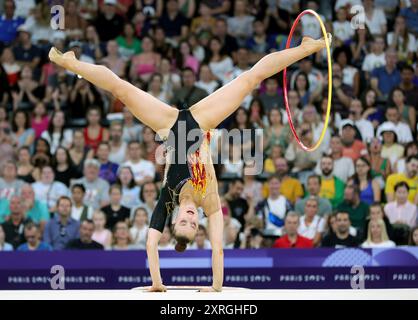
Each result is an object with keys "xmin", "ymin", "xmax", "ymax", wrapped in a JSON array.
[{"xmin": 189, "ymin": 131, "xmax": 212, "ymax": 194}]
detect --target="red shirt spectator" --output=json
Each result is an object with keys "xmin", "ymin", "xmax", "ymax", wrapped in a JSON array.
[{"xmin": 273, "ymin": 234, "xmax": 313, "ymax": 248}]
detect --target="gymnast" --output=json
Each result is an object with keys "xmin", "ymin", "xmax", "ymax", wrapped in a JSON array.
[{"xmin": 49, "ymin": 33, "xmax": 330, "ymax": 292}]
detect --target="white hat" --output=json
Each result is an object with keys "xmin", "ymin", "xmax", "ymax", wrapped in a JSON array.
[
  {"xmin": 104, "ymin": 0, "xmax": 117, "ymax": 5},
  {"xmin": 339, "ymin": 118, "xmax": 356, "ymax": 134},
  {"xmin": 52, "ymin": 31, "xmax": 66, "ymax": 42},
  {"xmin": 379, "ymin": 122, "xmax": 398, "ymax": 141},
  {"xmin": 17, "ymin": 24, "xmax": 31, "ymax": 34}
]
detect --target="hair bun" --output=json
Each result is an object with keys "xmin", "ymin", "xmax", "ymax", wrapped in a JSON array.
[{"xmin": 175, "ymin": 242, "xmax": 187, "ymax": 252}]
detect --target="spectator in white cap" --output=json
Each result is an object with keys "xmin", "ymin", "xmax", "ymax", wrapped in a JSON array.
[
  {"xmin": 94, "ymin": 0, "xmax": 125, "ymax": 42},
  {"xmin": 377, "ymin": 105, "xmax": 413, "ymax": 145},
  {"xmin": 378, "ymin": 121, "xmax": 405, "ymax": 166},
  {"xmin": 69, "ymin": 40, "xmax": 94, "ymax": 64},
  {"xmin": 71, "ymin": 159, "xmax": 110, "ymax": 210}
]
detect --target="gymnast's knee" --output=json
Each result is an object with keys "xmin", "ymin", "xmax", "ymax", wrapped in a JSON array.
[
  {"xmin": 112, "ymin": 79, "xmax": 129, "ymax": 101},
  {"xmin": 242, "ymin": 70, "xmax": 263, "ymax": 89}
]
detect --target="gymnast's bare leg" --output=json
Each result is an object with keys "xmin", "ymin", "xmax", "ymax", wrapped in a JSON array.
[
  {"xmin": 190, "ymin": 35, "xmax": 331, "ymax": 130},
  {"xmin": 48, "ymin": 48, "xmax": 178, "ymax": 136}
]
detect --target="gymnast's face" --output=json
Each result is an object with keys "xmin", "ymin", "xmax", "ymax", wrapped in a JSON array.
[{"xmin": 173, "ymin": 204, "xmax": 199, "ymax": 241}]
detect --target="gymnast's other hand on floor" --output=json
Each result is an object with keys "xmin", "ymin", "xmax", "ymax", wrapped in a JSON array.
[{"xmin": 147, "ymin": 283, "xmax": 167, "ymax": 292}]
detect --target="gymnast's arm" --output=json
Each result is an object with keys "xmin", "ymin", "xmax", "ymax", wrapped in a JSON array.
[
  {"xmin": 206, "ymin": 210, "xmax": 224, "ymax": 292},
  {"xmin": 146, "ymin": 187, "xmax": 171, "ymax": 292}
]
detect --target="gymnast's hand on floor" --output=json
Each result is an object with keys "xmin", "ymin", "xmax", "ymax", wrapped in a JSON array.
[
  {"xmin": 199, "ymin": 286, "xmax": 222, "ymax": 292},
  {"xmin": 147, "ymin": 283, "xmax": 167, "ymax": 292}
]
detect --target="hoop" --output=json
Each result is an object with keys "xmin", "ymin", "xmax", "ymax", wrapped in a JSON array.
[{"xmin": 283, "ymin": 9, "xmax": 332, "ymax": 152}]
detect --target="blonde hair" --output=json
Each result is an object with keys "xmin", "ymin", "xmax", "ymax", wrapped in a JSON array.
[{"xmin": 367, "ymin": 218, "xmax": 389, "ymax": 243}]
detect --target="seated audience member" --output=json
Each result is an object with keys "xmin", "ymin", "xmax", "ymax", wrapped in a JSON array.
[
  {"xmin": 295, "ymin": 175, "xmax": 333, "ymax": 217},
  {"xmin": 409, "ymin": 227, "xmax": 418, "ymax": 246},
  {"xmin": 129, "ymin": 207, "xmax": 149, "ymax": 250},
  {"xmin": 189, "ymin": 225, "xmax": 212, "ymax": 250},
  {"xmin": 1, "ymin": 196, "xmax": 31, "ymax": 249},
  {"xmin": 92, "ymin": 210, "xmax": 112, "ymax": 249},
  {"xmin": 298, "ymin": 196, "xmax": 326, "ymax": 247},
  {"xmin": 66, "ymin": 220, "xmax": 104, "ymax": 250},
  {"xmin": 318, "ymin": 155, "xmax": 345, "ymax": 208},
  {"xmin": 0, "ymin": 224, "xmax": 13, "ymax": 251},
  {"xmin": 364, "ymin": 203, "xmax": 394, "ymax": 241},
  {"xmin": 17, "ymin": 223, "xmax": 52, "ymax": 251},
  {"xmin": 321, "ymin": 211, "xmax": 360, "ymax": 248},
  {"xmin": 361, "ymin": 219, "xmax": 396, "ymax": 248},
  {"xmin": 70, "ymin": 184, "xmax": 94, "ymax": 222},
  {"xmin": 43, "ymin": 197, "xmax": 80, "ymax": 250},
  {"xmin": 273, "ymin": 212, "xmax": 314, "ymax": 249},
  {"xmin": 101, "ymin": 184, "xmax": 130, "ymax": 231}
]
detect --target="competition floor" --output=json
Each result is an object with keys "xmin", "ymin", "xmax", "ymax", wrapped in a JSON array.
[{"xmin": 0, "ymin": 288, "xmax": 417, "ymax": 300}]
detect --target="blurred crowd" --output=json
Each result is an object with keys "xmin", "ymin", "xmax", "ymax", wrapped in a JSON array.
[{"xmin": 0, "ymin": 0, "xmax": 418, "ymax": 252}]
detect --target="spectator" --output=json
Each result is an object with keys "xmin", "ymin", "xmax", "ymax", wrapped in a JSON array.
[
  {"xmin": 170, "ymin": 67, "xmax": 208, "ymax": 108},
  {"xmin": 363, "ymin": 0, "xmax": 387, "ymax": 36},
  {"xmin": 41, "ymin": 110, "xmax": 73, "ymax": 154},
  {"xmin": 206, "ymin": 36, "xmax": 234, "ymax": 85},
  {"xmin": 69, "ymin": 129, "xmax": 95, "ymax": 176},
  {"xmin": 362, "ymin": 35, "xmax": 386, "ymax": 73},
  {"xmin": 100, "ymin": 40, "xmax": 125, "ymax": 78},
  {"xmin": 52, "ymin": 146, "xmax": 80, "ymax": 187},
  {"xmin": 13, "ymin": 25, "xmax": 41, "ymax": 70},
  {"xmin": 123, "ymin": 141, "xmax": 155, "ymax": 186},
  {"xmin": 92, "ymin": 210, "xmax": 112, "ymax": 249},
  {"xmin": 195, "ymin": 64, "xmax": 220, "ymax": 95},
  {"xmin": 409, "ymin": 226, "xmax": 418, "ymax": 246},
  {"xmin": 70, "ymin": 184, "xmax": 93, "ymax": 222},
  {"xmin": 400, "ymin": 0, "xmax": 418, "ymax": 35},
  {"xmin": 66, "ymin": 219, "xmax": 104, "ymax": 250},
  {"xmin": 17, "ymin": 222, "xmax": 52, "ymax": 251},
  {"xmin": 364, "ymin": 202, "xmax": 394, "ymax": 241},
  {"xmin": 71, "ymin": 159, "xmax": 110, "ymax": 210},
  {"xmin": 339, "ymin": 119, "xmax": 367, "ymax": 161},
  {"xmin": 387, "ymin": 15, "xmax": 416, "ymax": 63},
  {"xmin": 11, "ymin": 109, "xmax": 35, "ymax": 152},
  {"xmin": 377, "ymin": 105, "xmax": 413, "ymax": 145},
  {"xmin": 96, "ymin": 142, "xmax": 119, "ymax": 185},
  {"xmin": 321, "ymin": 211, "xmax": 360, "ymax": 248},
  {"xmin": 263, "ymin": 109, "xmax": 288, "ymax": 154},
  {"xmin": 83, "ymin": 106, "xmax": 109, "ymax": 153},
  {"xmin": 318, "ymin": 155, "xmax": 345, "ymax": 208},
  {"xmin": 102, "ymin": 184, "xmax": 130, "ymax": 231},
  {"xmin": 116, "ymin": 22, "xmax": 142, "ymax": 62},
  {"xmin": 385, "ymin": 155, "xmax": 418, "ymax": 204},
  {"xmin": 347, "ymin": 99, "xmax": 374, "ymax": 143},
  {"xmin": 111, "ymin": 221, "xmax": 135, "ymax": 250},
  {"xmin": 241, "ymin": 163, "xmax": 263, "ymax": 206},
  {"xmin": 218, "ymin": 198, "xmax": 241, "ymax": 248},
  {"xmin": 32, "ymin": 166, "xmax": 70, "ymax": 213},
  {"xmin": 227, "ymin": 0, "xmax": 254, "ymax": 47},
  {"xmin": 68, "ymin": 78, "xmax": 102, "ymax": 119},
  {"xmin": 190, "ymin": 1, "xmax": 216, "ymax": 34},
  {"xmin": 43, "ymin": 196, "xmax": 80, "ymax": 250},
  {"xmin": 224, "ymin": 178, "xmax": 250, "ymax": 229},
  {"xmin": 0, "ymin": 224, "xmax": 13, "ymax": 251},
  {"xmin": 158, "ymin": 0, "xmax": 188, "ymax": 40},
  {"xmin": 117, "ymin": 166, "xmax": 141, "ymax": 209},
  {"xmin": 259, "ymin": 77, "xmax": 283, "ymax": 114},
  {"xmin": 351, "ymin": 157, "xmax": 381, "ymax": 205},
  {"xmin": 122, "ymin": 107, "xmax": 143, "ymax": 143},
  {"xmin": 94, "ymin": 0, "xmax": 125, "ymax": 42},
  {"xmin": 389, "ymin": 88, "xmax": 416, "ymax": 133},
  {"xmin": 1, "ymin": 195, "xmax": 30, "ymax": 248},
  {"xmin": 147, "ymin": 72, "xmax": 169, "ymax": 103},
  {"xmin": 189, "ymin": 224, "xmax": 211, "ymax": 249},
  {"xmin": 367, "ymin": 137, "xmax": 392, "ymax": 180},
  {"xmin": 130, "ymin": 35, "xmax": 161, "ymax": 82},
  {"xmin": 272, "ymin": 212, "xmax": 313, "ymax": 249},
  {"xmin": 269, "ymin": 157, "xmax": 303, "ymax": 206},
  {"xmin": 65, "ymin": 0, "xmax": 87, "ymax": 41},
  {"xmin": 399, "ymin": 65, "xmax": 418, "ymax": 109},
  {"xmin": 16, "ymin": 146, "xmax": 35, "ymax": 183},
  {"xmin": 317, "ymin": 135, "xmax": 354, "ymax": 183},
  {"xmin": 129, "ymin": 207, "xmax": 149, "ymax": 249},
  {"xmin": 31, "ymin": 102, "xmax": 48, "ymax": 139},
  {"xmin": 0, "ymin": 0, "xmax": 25, "ymax": 46},
  {"xmin": 0, "ymin": 161, "xmax": 24, "ymax": 200},
  {"xmin": 256, "ymin": 174, "xmax": 290, "ymax": 236},
  {"xmin": 394, "ymin": 141, "xmax": 418, "ymax": 174},
  {"xmin": 298, "ymin": 196, "xmax": 326, "ymax": 247},
  {"xmin": 379, "ymin": 122, "xmax": 405, "ymax": 166},
  {"xmin": 361, "ymin": 218, "xmax": 396, "ymax": 248},
  {"xmin": 337, "ymin": 182, "xmax": 370, "ymax": 236},
  {"xmin": 385, "ymin": 181, "xmax": 417, "ymax": 228},
  {"xmin": 137, "ymin": 181, "xmax": 158, "ymax": 220},
  {"xmin": 360, "ymin": 88, "xmax": 384, "ymax": 128},
  {"xmin": 371, "ymin": 48, "xmax": 401, "ymax": 97},
  {"xmin": 174, "ymin": 40, "xmax": 199, "ymax": 75},
  {"xmin": 295, "ymin": 175, "xmax": 333, "ymax": 218},
  {"xmin": 108, "ymin": 121, "xmax": 127, "ymax": 165}
]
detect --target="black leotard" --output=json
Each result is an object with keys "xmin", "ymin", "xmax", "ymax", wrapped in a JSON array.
[{"xmin": 149, "ymin": 108, "xmax": 205, "ymax": 232}]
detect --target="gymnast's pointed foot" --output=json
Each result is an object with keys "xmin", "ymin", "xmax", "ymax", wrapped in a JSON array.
[
  {"xmin": 48, "ymin": 47, "xmax": 76, "ymax": 67},
  {"xmin": 301, "ymin": 33, "xmax": 332, "ymax": 54}
]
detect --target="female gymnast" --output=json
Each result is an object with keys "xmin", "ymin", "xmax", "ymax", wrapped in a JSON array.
[{"xmin": 49, "ymin": 34, "xmax": 330, "ymax": 292}]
